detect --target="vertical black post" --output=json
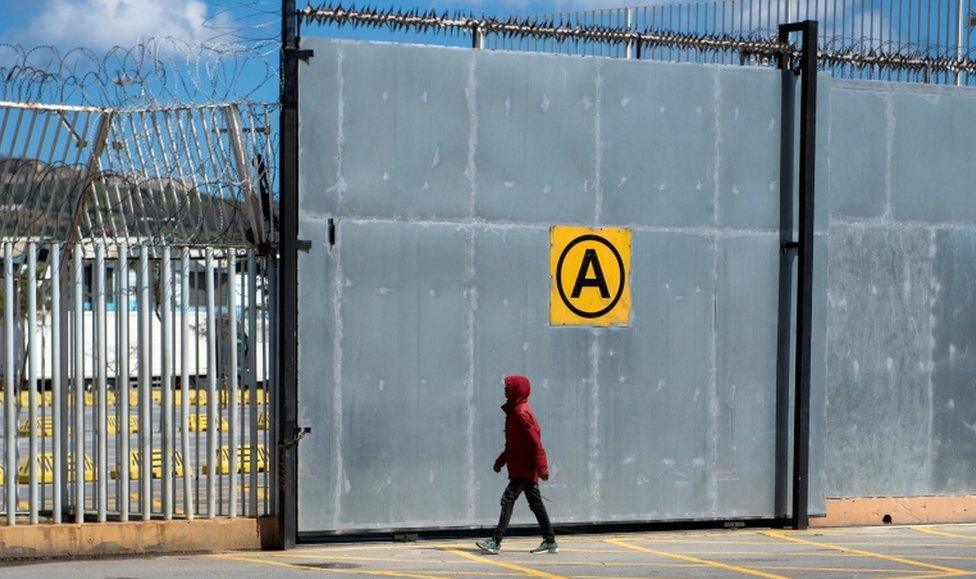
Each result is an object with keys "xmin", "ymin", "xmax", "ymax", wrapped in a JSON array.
[
  {"xmin": 773, "ymin": 25, "xmax": 796, "ymax": 523},
  {"xmin": 778, "ymin": 19, "xmax": 817, "ymax": 532},
  {"xmin": 277, "ymin": 0, "xmax": 299, "ymax": 549}
]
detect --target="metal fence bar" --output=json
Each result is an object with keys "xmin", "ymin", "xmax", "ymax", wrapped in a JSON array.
[
  {"xmin": 206, "ymin": 247, "xmax": 217, "ymax": 518},
  {"xmin": 96, "ymin": 242, "xmax": 107, "ymax": 521},
  {"xmin": 51, "ymin": 242, "xmax": 62, "ymax": 523},
  {"xmin": 181, "ymin": 249, "xmax": 194, "ymax": 520},
  {"xmin": 162, "ymin": 246, "xmax": 173, "ymax": 519},
  {"xmin": 73, "ymin": 245, "xmax": 84, "ymax": 523},
  {"xmin": 28, "ymin": 242, "xmax": 38, "ymax": 524},
  {"xmin": 4, "ymin": 242, "xmax": 13, "ymax": 524},
  {"xmin": 247, "ymin": 250, "xmax": 258, "ymax": 516},
  {"xmin": 118, "ymin": 243, "xmax": 130, "ymax": 521},
  {"xmin": 229, "ymin": 252, "xmax": 238, "ymax": 518},
  {"xmin": 138, "ymin": 248, "xmax": 151, "ymax": 520}
]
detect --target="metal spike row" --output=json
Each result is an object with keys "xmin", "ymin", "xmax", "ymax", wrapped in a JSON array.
[{"xmin": 301, "ymin": 3, "xmax": 976, "ymax": 75}]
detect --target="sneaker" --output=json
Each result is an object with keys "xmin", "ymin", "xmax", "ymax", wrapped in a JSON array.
[
  {"xmin": 476, "ymin": 538, "xmax": 500, "ymax": 555},
  {"xmin": 530, "ymin": 540, "xmax": 558, "ymax": 554}
]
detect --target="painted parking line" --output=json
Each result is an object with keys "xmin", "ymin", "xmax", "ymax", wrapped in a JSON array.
[
  {"xmin": 605, "ymin": 537, "xmax": 787, "ymax": 579},
  {"xmin": 446, "ymin": 548, "xmax": 565, "ymax": 579},
  {"xmin": 913, "ymin": 526, "xmax": 976, "ymax": 542},
  {"xmin": 213, "ymin": 551, "xmax": 442, "ymax": 579},
  {"xmin": 762, "ymin": 530, "xmax": 970, "ymax": 576}
]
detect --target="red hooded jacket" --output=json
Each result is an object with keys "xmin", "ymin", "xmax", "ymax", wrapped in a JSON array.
[{"xmin": 493, "ymin": 375, "xmax": 549, "ymax": 483}]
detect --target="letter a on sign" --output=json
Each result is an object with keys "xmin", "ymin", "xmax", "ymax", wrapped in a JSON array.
[{"xmin": 550, "ymin": 226, "xmax": 631, "ymax": 326}]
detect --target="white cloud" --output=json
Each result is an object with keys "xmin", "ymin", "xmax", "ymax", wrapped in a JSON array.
[{"xmin": 21, "ymin": 0, "xmax": 223, "ymax": 49}]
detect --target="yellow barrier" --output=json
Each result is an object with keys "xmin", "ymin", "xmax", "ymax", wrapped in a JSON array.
[
  {"xmin": 18, "ymin": 417, "xmax": 54, "ymax": 437},
  {"xmin": 0, "ymin": 388, "xmax": 266, "ymax": 408},
  {"xmin": 202, "ymin": 445, "xmax": 268, "ymax": 475},
  {"xmin": 106, "ymin": 415, "xmax": 140, "ymax": 435},
  {"xmin": 256, "ymin": 412, "xmax": 270, "ymax": 431},
  {"xmin": 82, "ymin": 391, "xmax": 115, "ymax": 407},
  {"xmin": 10, "ymin": 391, "xmax": 54, "ymax": 407},
  {"xmin": 187, "ymin": 413, "xmax": 229, "ymax": 432},
  {"xmin": 110, "ymin": 450, "xmax": 185, "ymax": 480},
  {"xmin": 18, "ymin": 453, "xmax": 94, "ymax": 484}
]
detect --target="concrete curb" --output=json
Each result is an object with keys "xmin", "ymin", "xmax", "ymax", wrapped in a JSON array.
[
  {"xmin": 0, "ymin": 518, "xmax": 272, "ymax": 561},
  {"xmin": 813, "ymin": 496, "xmax": 976, "ymax": 527}
]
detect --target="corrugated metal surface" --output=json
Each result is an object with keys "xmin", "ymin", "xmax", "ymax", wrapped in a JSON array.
[{"xmin": 296, "ymin": 38, "xmax": 828, "ymax": 533}]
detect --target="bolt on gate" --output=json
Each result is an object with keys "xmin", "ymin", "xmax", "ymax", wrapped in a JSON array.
[{"xmin": 0, "ymin": 100, "xmax": 278, "ymax": 525}]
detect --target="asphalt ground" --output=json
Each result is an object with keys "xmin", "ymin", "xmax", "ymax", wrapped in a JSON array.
[{"xmin": 5, "ymin": 524, "xmax": 976, "ymax": 578}]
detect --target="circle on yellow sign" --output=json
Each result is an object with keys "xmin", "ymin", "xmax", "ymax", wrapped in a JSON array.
[{"xmin": 555, "ymin": 234, "xmax": 625, "ymax": 319}]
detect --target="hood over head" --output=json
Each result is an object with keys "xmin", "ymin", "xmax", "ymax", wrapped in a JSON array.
[{"xmin": 503, "ymin": 375, "xmax": 531, "ymax": 405}]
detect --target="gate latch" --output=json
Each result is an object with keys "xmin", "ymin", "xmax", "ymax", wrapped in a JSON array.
[{"xmin": 280, "ymin": 426, "xmax": 311, "ymax": 451}]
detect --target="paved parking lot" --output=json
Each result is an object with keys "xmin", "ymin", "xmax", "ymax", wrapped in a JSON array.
[{"xmin": 4, "ymin": 523, "xmax": 976, "ymax": 577}]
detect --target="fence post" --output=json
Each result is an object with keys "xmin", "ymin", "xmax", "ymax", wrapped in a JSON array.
[
  {"xmin": 779, "ymin": 19, "xmax": 818, "ymax": 532},
  {"xmin": 278, "ymin": 0, "xmax": 301, "ymax": 550},
  {"xmin": 957, "ymin": 0, "xmax": 967, "ymax": 85}
]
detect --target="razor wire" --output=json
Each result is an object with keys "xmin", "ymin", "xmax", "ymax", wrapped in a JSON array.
[
  {"xmin": 0, "ymin": 101, "xmax": 276, "ymax": 249},
  {"xmin": 0, "ymin": 39, "xmax": 279, "ymax": 109},
  {"xmin": 301, "ymin": 3, "xmax": 976, "ymax": 77}
]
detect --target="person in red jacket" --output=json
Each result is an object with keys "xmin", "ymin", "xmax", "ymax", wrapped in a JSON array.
[{"xmin": 476, "ymin": 375, "xmax": 557, "ymax": 555}]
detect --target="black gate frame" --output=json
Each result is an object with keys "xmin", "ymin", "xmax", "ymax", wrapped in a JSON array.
[{"xmin": 275, "ymin": 3, "xmax": 819, "ymax": 546}]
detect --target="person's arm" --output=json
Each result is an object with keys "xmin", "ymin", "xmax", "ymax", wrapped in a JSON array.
[
  {"xmin": 521, "ymin": 413, "xmax": 549, "ymax": 480},
  {"xmin": 493, "ymin": 450, "xmax": 507, "ymax": 473}
]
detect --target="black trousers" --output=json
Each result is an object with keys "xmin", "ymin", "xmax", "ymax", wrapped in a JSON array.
[{"xmin": 492, "ymin": 478, "xmax": 555, "ymax": 543}]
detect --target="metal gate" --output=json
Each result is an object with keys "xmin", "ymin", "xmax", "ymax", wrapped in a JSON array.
[{"xmin": 285, "ymin": 17, "xmax": 828, "ymax": 536}]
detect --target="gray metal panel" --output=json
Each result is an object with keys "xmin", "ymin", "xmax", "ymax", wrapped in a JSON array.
[
  {"xmin": 298, "ymin": 38, "xmax": 824, "ymax": 533},
  {"xmin": 297, "ymin": 218, "xmax": 338, "ymax": 529},
  {"xmin": 826, "ymin": 87, "xmax": 887, "ymax": 219},
  {"xmin": 716, "ymin": 68, "xmax": 784, "ymax": 229},
  {"xmin": 298, "ymin": 41, "xmax": 340, "ymax": 218},
  {"xmin": 889, "ymin": 86, "xmax": 976, "ymax": 223},
  {"xmin": 714, "ymin": 236, "xmax": 781, "ymax": 516},
  {"xmin": 825, "ymin": 79, "xmax": 976, "ymax": 500},
  {"xmin": 599, "ymin": 60, "xmax": 717, "ymax": 227},
  {"xmin": 338, "ymin": 221, "xmax": 471, "ymax": 529},
  {"xmin": 337, "ymin": 42, "xmax": 473, "ymax": 220},
  {"xmin": 825, "ymin": 226, "xmax": 936, "ymax": 497},
  {"xmin": 474, "ymin": 53, "xmax": 598, "ymax": 224},
  {"xmin": 931, "ymin": 230, "xmax": 976, "ymax": 494}
]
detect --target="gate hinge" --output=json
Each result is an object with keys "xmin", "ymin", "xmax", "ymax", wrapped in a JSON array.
[
  {"xmin": 297, "ymin": 239, "xmax": 312, "ymax": 253},
  {"xmin": 286, "ymin": 48, "xmax": 315, "ymax": 63},
  {"xmin": 781, "ymin": 241, "xmax": 799, "ymax": 254}
]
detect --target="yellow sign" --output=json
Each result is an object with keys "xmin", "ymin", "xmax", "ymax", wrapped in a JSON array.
[{"xmin": 550, "ymin": 226, "xmax": 631, "ymax": 326}]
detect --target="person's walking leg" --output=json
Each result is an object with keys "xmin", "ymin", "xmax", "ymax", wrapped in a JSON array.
[
  {"xmin": 492, "ymin": 479, "xmax": 527, "ymax": 544},
  {"xmin": 525, "ymin": 484, "xmax": 556, "ymax": 546}
]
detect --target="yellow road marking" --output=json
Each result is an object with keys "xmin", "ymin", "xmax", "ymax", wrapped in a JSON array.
[
  {"xmin": 913, "ymin": 527, "xmax": 976, "ymax": 542},
  {"xmin": 446, "ymin": 548, "xmax": 565, "ymax": 579},
  {"xmin": 213, "ymin": 552, "xmax": 442, "ymax": 579},
  {"xmin": 762, "ymin": 530, "xmax": 970, "ymax": 576},
  {"xmin": 605, "ymin": 538, "xmax": 787, "ymax": 579}
]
